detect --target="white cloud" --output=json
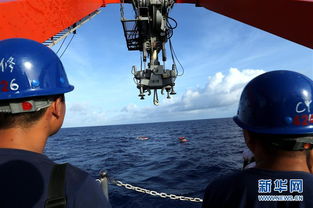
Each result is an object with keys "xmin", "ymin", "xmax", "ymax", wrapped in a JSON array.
[
  {"xmin": 121, "ymin": 104, "xmax": 139, "ymax": 112},
  {"xmin": 69, "ymin": 103, "xmax": 89, "ymax": 114},
  {"xmin": 172, "ymin": 67, "xmax": 265, "ymax": 111},
  {"xmin": 64, "ymin": 102, "xmax": 108, "ymax": 127}
]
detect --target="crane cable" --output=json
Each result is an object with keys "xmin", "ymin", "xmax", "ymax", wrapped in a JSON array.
[
  {"xmin": 169, "ymin": 39, "xmax": 184, "ymax": 76},
  {"xmin": 120, "ymin": 0, "xmax": 125, "ymax": 18},
  {"xmin": 60, "ymin": 33, "xmax": 75, "ymax": 58},
  {"xmin": 166, "ymin": 15, "xmax": 184, "ymax": 76},
  {"xmin": 56, "ymin": 36, "xmax": 68, "ymax": 54}
]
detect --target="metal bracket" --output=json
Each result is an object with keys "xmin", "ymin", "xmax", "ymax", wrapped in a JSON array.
[{"xmin": 43, "ymin": 10, "xmax": 101, "ymax": 47}]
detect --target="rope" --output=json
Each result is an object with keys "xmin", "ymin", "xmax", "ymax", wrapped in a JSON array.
[
  {"xmin": 60, "ymin": 33, "xmax": 75, "ymax": 58},
  {"xmin": 120, "ymin": 0, "xmax": 125, "ymax": 19},
  {"xmin": 56, "ymin": 36, "xmax": 67, "ymax": 54},
  {"xmin": 169, "ymin": 39, "xmax": 184, "ymax": 76}
]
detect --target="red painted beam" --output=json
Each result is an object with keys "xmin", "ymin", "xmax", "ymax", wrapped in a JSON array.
[
  {"xmin": 0, "ymin": 0, "xmax": 312, "ymax": 49},
  {"xmin": 175, "ymin": 0, "xmax": 197, "ymax": 3},
  {"xmin": 104, "ymin": 0, "xmax": 123, "ymax": 4},
  {"xmin": 195, "ymin": 0, "xmax": 313, "ymax": 49},
  {"xmin": 0, "ymin": 0, "xmax": 105, "ymax": 43}
]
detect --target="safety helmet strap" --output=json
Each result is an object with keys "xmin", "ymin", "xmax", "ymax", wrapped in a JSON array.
[{"xmin": 0, "ymin": 100, "xmax": 53, "ymax": 114}]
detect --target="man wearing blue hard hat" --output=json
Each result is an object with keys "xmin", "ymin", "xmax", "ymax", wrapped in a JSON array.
[
  {"xmin": 0, "ymin": 38, "xmax": 111, "ymax": 207},
  {"xmin": 202, "ymin": 70, "xmax": 313, "ymax": 207}
]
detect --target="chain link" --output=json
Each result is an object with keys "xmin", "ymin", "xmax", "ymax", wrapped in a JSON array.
[{"xmin": 112, "ymin": 180, "xmax": 203, "ymax": 203}]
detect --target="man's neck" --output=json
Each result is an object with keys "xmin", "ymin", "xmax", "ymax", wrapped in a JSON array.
[
  {"xmin": 255, "ymin": 156, "xmax": 311, "ymax": 173},
  {"xmin": 0, "ymin": 126, "xmax": 48, "ymax": 153}
]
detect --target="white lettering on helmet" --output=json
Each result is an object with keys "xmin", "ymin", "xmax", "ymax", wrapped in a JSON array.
[
  {"xmin": 305, "ymin": 100, "xmax": 312, "ymax": 113},
  {"xmin": 0, "ymin": 56, "xmax": 15, "ymax": 73},
  {"xmin": 296, "ymin": 100, "xmax": 312, "ymax": 113},
  {"xmin": 296, "ymin": 102, "xmax": 306, "ymax": 113}
]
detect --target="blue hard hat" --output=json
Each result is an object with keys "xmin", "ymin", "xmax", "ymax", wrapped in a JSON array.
[
  {"xmin": 0, "ymin": 38, "xmax": 74, "ymax": 100},
  {"xmin": 233, "ymin": 70, "xmax": 313, "ymax": 135}
]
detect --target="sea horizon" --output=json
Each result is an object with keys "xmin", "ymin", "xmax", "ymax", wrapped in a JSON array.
[{"xmin": 62, "ymin": 116, "xmax": 232, "ymax": 129}]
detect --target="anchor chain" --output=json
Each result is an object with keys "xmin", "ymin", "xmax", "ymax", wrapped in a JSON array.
[{"xmin": 112, "ymin": 180, "xmax": 203, "ymax": 203}]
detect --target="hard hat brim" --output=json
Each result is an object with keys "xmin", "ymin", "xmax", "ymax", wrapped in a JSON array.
[{"xmin": 233, "ymin": 116, "xmax": 313, "ymax": 135}]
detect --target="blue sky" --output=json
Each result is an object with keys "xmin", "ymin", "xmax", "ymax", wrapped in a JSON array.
[{"xmin": 51, "ymin": 4, "xmax": 313, "ymax": 127}]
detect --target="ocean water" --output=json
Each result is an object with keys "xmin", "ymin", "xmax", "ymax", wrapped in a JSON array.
[{"xmin": 45, "ymin": 118, "xmax": 246, "ymax": 208}]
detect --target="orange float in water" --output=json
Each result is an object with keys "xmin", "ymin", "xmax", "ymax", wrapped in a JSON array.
[
  {"xmin": 178, "ymin": 137, "xmax": 188, "ymax": 143},
  {"xmin": 136, "ymin": 136, "xmax": 149, "ymax": 140}
]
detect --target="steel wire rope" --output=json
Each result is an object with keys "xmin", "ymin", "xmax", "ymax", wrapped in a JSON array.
[
  {"xmin": 60, "ymin": 33, "xmax": 75, "ymax": 58},
  {"xmin": 56, "ymin": 36, "xmax": 67, "ymax": 54},
  {"xmin": 131, "ymin": 0, "xmax": 138, "ymax": 15},
  {"xmin": 166, "ymin": 15, "xmax": 184, "ymax": 76},
  {"xmin": 120, "ymin": 0, "xmax": 125, "ymax": 18},
  {"xmin": 169, "ymin": 39, "xmax": 184, "ymax": 76}
]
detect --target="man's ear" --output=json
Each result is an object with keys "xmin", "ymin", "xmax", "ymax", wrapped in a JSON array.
[
  {"xmin": 50, "ymin": 97, "xmax": 64, "ymax": 119},
  {"xmin": 243, "ymin": 130, "xmax": 256, "ymax": 153},
  {"xmin": 306, "ymin": 149, "xmax": 313, "ymax": 174}
]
